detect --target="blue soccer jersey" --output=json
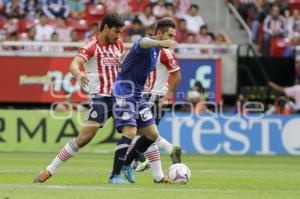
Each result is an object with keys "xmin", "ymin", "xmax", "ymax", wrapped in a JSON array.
[
  {"xmin": 113, "ymin": 37, "xmax": 159, "ymax": 97},
  {"xmin": 112, "ymin": 37, "xmax": 159, "ymax": 130}
]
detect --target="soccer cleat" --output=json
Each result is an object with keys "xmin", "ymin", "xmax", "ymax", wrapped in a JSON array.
[
  {"xmin": 154, "ymin": 176, "xmax": 169, "ymax": 184},
  {"xmin": 33, "ymin": 170, "xmax": 52, "ymax": 183},
  {"xmin": 108, "ymin": 175, "xmax": 129, "ymax": 184},
  {"xmin": 135, "ymin": 159, "xmax": 150, "ymax": 172},
  {"xmin": 122, "ymin": 165, "xmax": 136, "ymax": 183},
  {"xmin": 170, "ymin": 146, "xmax": 182, "ymax": 164}
]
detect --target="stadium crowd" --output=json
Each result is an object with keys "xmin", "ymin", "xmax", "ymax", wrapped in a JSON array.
[
  {"xmin": 0, "ymin": 0, "xmax": 234, "ymax": 53},
  {"xmin": 233, "ymin": 0, "xmax": 300, "ymax": 56}
]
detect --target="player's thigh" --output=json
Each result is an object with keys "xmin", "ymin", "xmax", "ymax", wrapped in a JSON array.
[
  {"xmin": 137, "ymin": 123, "xmax": 159, "ymax": 141},
  {"xmin": 121, "ymin": 126, "xmax": 137, "ymax": 139}
]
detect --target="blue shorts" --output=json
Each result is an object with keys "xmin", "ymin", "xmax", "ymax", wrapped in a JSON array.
[
  {"xmin": 113, "ymin": 96, "xmax": 155, "ymax": 131},
  {"xmin": 87, "ymin": 96, "xmax": 113, "ymax": 126}
]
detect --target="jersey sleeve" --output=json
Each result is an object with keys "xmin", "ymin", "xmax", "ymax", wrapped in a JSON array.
[
  {"xmin": 134, "ymin": 37, "xmax": 150, "ymax": 54},
  {"xmin": 160, "ymin": 48, "xmax": 180, "ymax": 73},
  {"xmin": 77, "ymin": 36, "xmax": 97, "ymax": 62}
]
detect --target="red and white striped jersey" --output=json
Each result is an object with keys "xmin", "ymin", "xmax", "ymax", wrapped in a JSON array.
[
  {"xmin": 77, "ymin": 35, "xmax": 124, "ymax": 96},
  {"xmin": 144, "ymin": 48, "xmax": 180, "ymax": 96}
]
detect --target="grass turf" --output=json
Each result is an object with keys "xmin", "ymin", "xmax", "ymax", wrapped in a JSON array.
[{"xmin": 1, "ymin": 152, "xmax": 300, "ymax": 199}]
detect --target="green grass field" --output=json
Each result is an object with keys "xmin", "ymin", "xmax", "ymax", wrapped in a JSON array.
[{"xmin": 1, "ymin": 152, "xmax": 300, "ymax": 199}]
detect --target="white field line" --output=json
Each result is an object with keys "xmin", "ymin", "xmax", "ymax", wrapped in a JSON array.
[
  {"xmin": 1, "ymin": 184, "xmax": 300, "ymax": 194},
  {"xmin": 0, "ymin": 184, "xmax": 237, "ymax": 193}
]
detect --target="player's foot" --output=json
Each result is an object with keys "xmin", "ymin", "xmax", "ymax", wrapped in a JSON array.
[
  {"xmin": 135, "ymin": 159, "xmax": 150, "ymax": 172},
  {"xmin": 154, "ymin": 176, "xmax": 169, "ymax": 184},
  {"xmin": 108, "ymin": 175, "xmax": 129, "ymax": 184},
  {"xmin": 122, "ymin": 165, "xmax": 136, "ymax": 183},
  {"xmin": 33, "ymin": 170, "xmax": 52, "ymax": 183},
  {"xmin": 170, "ymin": 146, "xmax": 182, "ymax": 164}
]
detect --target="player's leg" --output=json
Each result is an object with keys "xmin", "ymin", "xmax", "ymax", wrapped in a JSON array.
[
  {"xmin": 153, "ymin": 99, "xmax": 182, "ymax": 164},
  {"xmin": 34, "ymin": 121, "xmax": 100, "ymax": 183},
  {"xmin": 34, "ymin": 97, "xmax": 109, "ymax": 183},
  {"xmin": 109, "ymin": 98, "xmax": 137, "ymax": 184},
  {"xmin": 122, "ymin": 123, "xmax": 159, "ymax": 176},
  {"xmin": 109, "ymin": 126, "xmax": 136, "ymax": 184}
]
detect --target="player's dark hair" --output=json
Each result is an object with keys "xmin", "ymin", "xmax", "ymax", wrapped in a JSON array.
[
  {"xmin": 99, "ymin": 12, "xmax": 124, "ymax": 32},
  {"xmin": 155, "ymin": 18, "xmax": 175, "ymax": 34}
]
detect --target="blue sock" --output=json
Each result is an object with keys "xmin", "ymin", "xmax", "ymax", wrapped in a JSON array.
[{"xmin": 111, "ymin": 136, "xmax": 132, "ymax": 177}]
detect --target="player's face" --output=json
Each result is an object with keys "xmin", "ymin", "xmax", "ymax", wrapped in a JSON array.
[
  {"xmin": 107, "ymin": 26, "xmax": 123, "ymax": 43},
  {"xmin": 161, "ymin": 27, "xmax": 176, "ymax": 41}
]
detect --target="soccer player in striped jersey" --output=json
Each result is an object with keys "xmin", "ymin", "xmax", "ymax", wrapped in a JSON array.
[
  {"xmin": 34, "ymin": 13, "xmax": 125, "ymax": 183},
  {"xmin": 109, "ymin": 19, "xmax": 177, "ymax": 184}
]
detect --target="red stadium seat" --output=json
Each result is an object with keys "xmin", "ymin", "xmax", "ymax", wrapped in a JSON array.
[
  {"xmin": 18, "ymin": 19, "xmax": 38, "ymax": 32},
  {"xmin": 0, "ymin": 18, "xmax": 6, "ymax": 29},
  {"xmin": 270, "ymin": 37, "xmax": 289, "ymax": 57},
  {"xmin": 86, "ymin": 4, "xmax": 106, "ymax": 22},
  {"xmin": 67, "ymin": 19, "xmax": 88, "ymax": 31}
]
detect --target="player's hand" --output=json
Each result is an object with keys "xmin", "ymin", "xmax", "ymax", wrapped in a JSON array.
[
  {"xmin": 159, "ymin": 39, "xmax": 177, "ymax": 49},
  {"xmin": 77, "ymin": 72, "xmax": 89, "ymax": 89},
  {"xmin": 159, "ymin": 96, "xmax": 169, "ymax": 107}
]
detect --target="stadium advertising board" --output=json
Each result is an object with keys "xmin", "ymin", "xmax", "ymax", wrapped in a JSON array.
[
  {"xmin": 1, "ymin": 110, "xmax": 300, "ymax": 155},
  {"xmin": 158, "ymin": 113, "xmax": 300, "ymax": 155},
  {"xmin": 176, "ymin": 59, "xmax": 221, "ymax": 103},
  {"xmin": 0, "ymin": 110, "xmax": 119, "ymax": 153},
  {"xmin": 0, "ymin": 57, "xmax": 221, "ymax": 103}
]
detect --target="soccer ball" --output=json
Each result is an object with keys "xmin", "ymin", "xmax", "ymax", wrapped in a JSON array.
[{"xmin": 167, "ymin": 163, "xmax": 191, "ymax": 184}]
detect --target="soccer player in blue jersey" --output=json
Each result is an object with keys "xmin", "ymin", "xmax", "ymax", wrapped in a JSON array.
[{"xmin": 109, "ymin": 19, "xmax": 177, "ymax": 184}]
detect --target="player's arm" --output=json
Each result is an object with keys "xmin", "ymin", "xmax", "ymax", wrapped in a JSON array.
[
  {"xmin": 268, "ymin": 81, "xmax": 285, "ymax": 93},
  {"xmin": 140, "ymin": 37, "xmax": 177, "ymax": 49},
  {"xmin": 70, "ymin": 56, "xmax": 89, "ymax": 88},
  {"xmin": 160, "ymin": 70, "xmax": 181, "ymax": 106}
]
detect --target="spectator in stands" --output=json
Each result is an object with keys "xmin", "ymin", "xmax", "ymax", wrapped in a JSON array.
[
  {"xmin": 105, "ymin": 0, "xmax": 132, "ymax": 20},
  {"xmin": 186, "ymin": 81, "xmax": 207, "ymax": 114},
  {"xmin": 19, "ymin": 26, "xmax": 40, "ymax": 52},
  {"xmin": 129, "ymin": 0, "xmax": 149, "ymax": 15},
  {"xmin": 232, "ymin": 94, "xmax": 249, "ymax": 115},
  {"xmin": 0, "ymin": 0, "xmax": 5, "ymax": 18},
  {"xmin": 153, "ymin": 0, "xmax": 166, "ymax": 19},
  {"xmin": 178, "ymin": 32, "xmax": 199, "ymax": 54},
  {"xmin": 269, "ymin": 81, "xmax": 300, "ymax": 113},
  {"xmin": 181, "ymin": 4, "xmax": 204, "ymax": 34},
  {"xmin": 125, "ymin": 17, "xmax": 145, "ymax": 42},
  {"xmin": 263, "ymin": 5, "xmax": 286, "ymax": 56},
  {"xmin": 214, "ymin": 31, "xmax": 232, "ymax": 45},
  {"xmin": 5, "ymin": 0, "xmax": 25, "ymax": 18},
  {"xmin": 237, "ymin": 0, "xmax": 256, "ymax": 22},
  {"xmin": 269, "ymin": 0, "xmax": 289, "ymax": 15},
  {"xmin": 138, "ymin": 5, "xmax": 156, "ymax": 27},
  {"xmin": 67, "ymin": 0, "xmax": 85, "ymax": 19},
  {"xmin": 196, "ymin": 24, "xmax": 213, "ymax": 44},
  {"xmin": 287, "ymin": 9, "xmax": 300, "ymax": 39},
  {"xmin": 23, "ymin": 0, "xmax": 42, "ymax": 19},
  {"xmin": 55, "ymin": 17, "xmax": 73, "ymax": 42},
  {"xmin": 3, "ymin": 17, "xmax": 18, "ymax": 37},
  {"xmin": 64, "ymin": 29, "xmax": 80, "ymax": 51},
  {"xmin": 173, "ymin": 0, "xmax": 190, "ymax": 16},
  {"xmin": 165, "ymin": 3, "xmax": 176, "ymax": 20},
  {"xmin": 175, "ymin": 18, "xmax": 191, "ymax": 43},
  {"xmin": 42, "ymin": 0, "xmax": 70, "ymax": 19},
  {"xmin": 41, "ymin": 32, "xmax": 64, "ymax": 53},
  {"xmin": 34, "ymin": 14, "xmax": 54, "ymax": 41},
  {"xmin": 265, "ymin": 95, "xmax": 296, "ymax": 115},
  {"xmin": 5, "ymin": 32, "xmax": 18, "ymax": 50},
  {"xmin": 84, "ymin": 22, "xmax": 98, "ymax": 40},
  {"xmin": 251, "ymin": 0, "xmax": 271, "ymax": 43}
]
